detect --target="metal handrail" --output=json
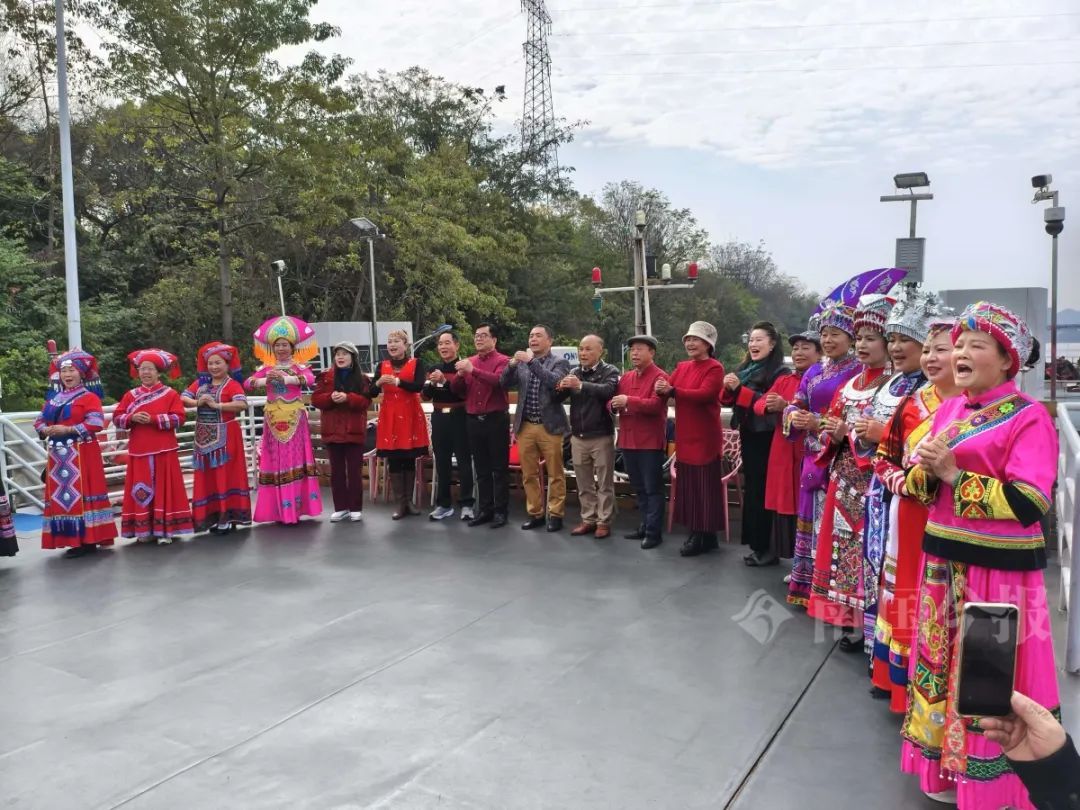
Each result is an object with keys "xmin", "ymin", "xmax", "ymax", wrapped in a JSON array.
[
  {"xmin": 0, "ymin": 397, "xmax": 270, "ymax": 510},
  {"xmin": 1056, "ymin": 402, "xmax": 1080, "ymax": 673}
]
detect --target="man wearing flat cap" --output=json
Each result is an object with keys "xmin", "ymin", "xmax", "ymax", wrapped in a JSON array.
[{"xmin": 610, "ymin": 334, "xmax": 669, "ymax": 549}]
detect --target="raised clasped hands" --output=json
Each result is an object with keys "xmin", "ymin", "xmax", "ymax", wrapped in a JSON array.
[
  {"xmin": 454, "ymin": 358, "xmax": 473, "ymax": 375},
  {"xmin": 723, "ymin": 373, "xmax": 740, "ymax": 391}
]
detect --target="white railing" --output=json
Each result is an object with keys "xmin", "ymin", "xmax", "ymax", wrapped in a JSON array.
[
  {"xmin": 0, "ymin": 397, "xmax": 270, "ymax": 510},
  {"xmin": 1057, "ymin": 402, "xmax": 1080, "ymax": 673}
]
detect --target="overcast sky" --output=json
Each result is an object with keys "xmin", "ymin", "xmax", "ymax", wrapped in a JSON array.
[{"xmin": 301, "ymin": 0, "xmax": 1080, "ymax": 308}]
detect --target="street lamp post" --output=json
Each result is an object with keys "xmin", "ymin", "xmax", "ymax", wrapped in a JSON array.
[
  {"xmin": 349, "ymin": 217, "xmax": 383, "ymax": 373},
  {"xmin": 880, "ymin": 172, "xmax": 933, "ymax": 283},
  {"xmin": 55, "ymin": 0, "xmax": 81, "ymax": 348},
  {"xmin": 1032, "ymin": 175, "xmax": 1066, "ymax": 402}
]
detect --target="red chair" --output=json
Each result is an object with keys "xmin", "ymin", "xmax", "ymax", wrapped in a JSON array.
[
  {"xmin": 666, "ymin": 429, "xmax": 743, "ymax": 541},
  {"xmin": 366, "ymin": 414, "xmax": 433, "ymax": 505}
]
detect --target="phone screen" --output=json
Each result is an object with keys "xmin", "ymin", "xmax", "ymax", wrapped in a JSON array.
[{"xmin": 956, "ymin": 603, "xmax": 1019, "ymax": 717}]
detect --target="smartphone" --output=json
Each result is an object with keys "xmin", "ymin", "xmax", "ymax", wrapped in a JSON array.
[{"xmin": 956, "ymin": 602, "xmax": 1020, "ymax": 717}]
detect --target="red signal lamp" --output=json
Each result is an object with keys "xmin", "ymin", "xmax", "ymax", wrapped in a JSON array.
[
  {"xmin": 591, "ymin": 266, "xmax": 602, "ymax": 286},
  {"xmin": 687, "ymin": 262, "xmax": 699, "ymax": 283}
]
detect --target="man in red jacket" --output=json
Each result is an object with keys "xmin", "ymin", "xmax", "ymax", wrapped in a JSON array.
[{"xmin": 610, "ymin": 335, "xmax": 669, "ymax": 549}]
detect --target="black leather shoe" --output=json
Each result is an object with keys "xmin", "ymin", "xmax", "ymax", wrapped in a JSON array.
[
  {"xmin": 869, "ymin": 686, "xmax": 890, "ymax": 700},
  {"xmin": 521, "ymin": 516, "xmax": 546, "ymax": 530},
  {"xmin": 489, "ymin": 513, "xmax": 508, "ymax": 529},
  {"xmin": 838, "ymin": 634, "xmax": 864, "ymax": 654},
  {"xmin": 468, "ymin": 511, "xmax": 493, "ymax": 527},
  {"xmin": 546, "ymin": 517, "xmax": 563, "ymax": 532},
  {"xmin": 624, "ymin": 526, "xmax": 647, "ymax": 540},
  {"xmin": 640, "ymin": 535, "xmax": 662, "ymax": 550},
  {"xmin": 745, "ymin": 552, "xmax": 780, "ymax": 567}
]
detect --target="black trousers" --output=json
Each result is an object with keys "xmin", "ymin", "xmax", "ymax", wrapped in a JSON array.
[
  {"xmin": 467, "ymin": 411, "xmax": 510, "ymax": 516},
  {"xmin": 432, "ymin": 409, "xmax": 475, "ymax": 508},
  {"xmin": 622, "ymin": 449, "xmax": 665, "ymax": 540},
  {"xmin": 740, "ymin": 428, "xmax": 775, "ymax": 555}
]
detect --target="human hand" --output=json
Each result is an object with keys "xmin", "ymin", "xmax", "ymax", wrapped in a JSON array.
[
  {"xmin": 789, "ymin": 410, "xmax": 815, "ymax": 431},
  {"xmin": 559, "ymin": 375, "xmax": 581, "ymax": 391},
  {"xmin": 654, "ymin": 378, "xmax": 672, "ymax": 395},
  {"xmin": 513, "ymin": 350, "xmax": 531, "ymax": 364},
  {"xmin": 331, "ymin": 391, "xmax": 347, "ymax": 404},
  {"xmin": 610, "ymin": 394, "xmax": 628, "ymax": 410},
  {"xmin": 132, "ymin": 412, "xmax": 152, "ymax": 425},
  {"xmin": 723, "ymin": 373, "xmax": 740, "ymax": 391},
  {"xmin": 980, "ymin": 692, "xmax": 1067, "ymax": 762},
  {"xmin": 765, "ymin": 393, "xmax": 787, "ymax": 413},
  {"xmin": 853, "ymin": 419, "xmax": 884, "ymax": 443},
  {"xmin": 376, "ymin": 374, "xmax": 397, "ymax": 387},
  {"xmin": 455, "ymin": 359, "xmax": 473, "ymax": 375},
  {"xmin": 428, "ymin": 369, "xmax": 445, "ymax": 385},
  {"xmin": 916, "ymin": 435, "xmax": 958, "ymax": 484}
]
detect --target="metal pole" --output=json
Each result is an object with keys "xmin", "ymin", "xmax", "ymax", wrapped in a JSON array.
[
  {"xmin": 55, "ymin": 0, "xmax": 81, "ymax": 348},
  {"xmin": 276, "ymin": 274, "xmax": 286, "ymax": 316},
  {"xmin": 368, "ymin": 236, "xmax": 379, "ymax": 374},
  {"xmin": 641, "ymin": 238, "xmax": 653, "ymax": 335},
  {"xmin": 909, "ymin": 198, "xmax": 917, "ymax": 238},
  {"xmin": 632, "ymin": 234, "xmax": 644, "ymax": 336},
  {"xmin": 1051, "ymin": 231, "xmax": 1059, "ymax": 403}
]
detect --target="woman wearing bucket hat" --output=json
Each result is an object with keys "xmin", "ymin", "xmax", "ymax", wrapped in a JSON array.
[
  {"xmin": 900, "ymin": 301, "xmax": 1059, "ymax": 809},
  {"xmin": 655, "ymin": 320, "xmax": 726, "ymax": 557},
  {"xmin": 245, "ymin": 315, "xmax": 323, "ymax": 524},
  {"xmin": 311, "ymin": 341, "xmax": 374, "ymax": 522},
  {"xmin": 114, "ymin": 349, "xmax": 194, "ymax": 543},
  {"xmin": 33, "ymin": 349, "xmax": 118, "ymax": 557},
  {"xmin": 181, "ymin": 342, "xmax": 252, "ymax": 535}
]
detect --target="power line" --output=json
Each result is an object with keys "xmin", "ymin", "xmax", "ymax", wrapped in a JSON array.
[
  {"xmin": 554, "ymin": 36, "xmax": 1080, "ymax": 59},
  {"xmin": 550, "ymin": 11, "xmax": 1080, "ymax": 36},
  {"xmin": 554, "ymin": 58, "xmax": 1080, "ymax": 76}
]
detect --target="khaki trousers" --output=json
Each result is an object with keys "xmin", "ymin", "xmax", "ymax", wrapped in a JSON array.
[
  {"xmin": 571, "ymin": 435, "xmax": 616, "ymax": 526},
  {"xmin": 517, "ymin": 421, "xmax": 566, "ymax": 518}
]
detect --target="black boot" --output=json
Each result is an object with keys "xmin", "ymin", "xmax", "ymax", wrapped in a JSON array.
[
  {"xmin": 680, "ymin": 533, "xmax": 705, "ymax": 557},
  {"xmin": 625, "ymin": 524, "xmax": 647, "ymax": 540},
  {"xmin": 391, "ymin": 472, "xmax": 411, "ymax": 520}
]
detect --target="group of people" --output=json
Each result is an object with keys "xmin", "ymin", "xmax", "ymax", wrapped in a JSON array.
[
  {"xmin": 6, "ymin": 283, "xmax": 1069, "ymax": 809},
  {"xmin": 760, "ymin": 278, "xmax": 1059, "ymax": 810}
]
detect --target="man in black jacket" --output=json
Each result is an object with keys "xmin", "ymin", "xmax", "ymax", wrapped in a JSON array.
[{"xmin": 556, "ymin": 335, "xmax": 620, "ymax": 538}]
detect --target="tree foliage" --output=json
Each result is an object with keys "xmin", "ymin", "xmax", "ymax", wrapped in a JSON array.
[{"xmin": 0, "ymin": 0, "xmax": 820, "ymax": 410}]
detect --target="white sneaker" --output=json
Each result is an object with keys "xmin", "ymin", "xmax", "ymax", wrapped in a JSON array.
[
  {"xmin": 330, "ymin": 510, "xmax": 349, "ymax": 523},
  {"xmin": 783, "ymin": 573, "xmax": 792, "ymax": 584},
  {"xmin": 158, "ymin": 537, "xmax": 173, "ymax": 545},
  {"xmin": 429, "ymin": 505, "xmax": 455, "ymax": 521},
  {"xmin": 349, "ymin": 511, "xmax": 363, "ymax": 521},
  {"xmin": 460, "ymin": 505, "xmax": 475, "ymax": 521}
]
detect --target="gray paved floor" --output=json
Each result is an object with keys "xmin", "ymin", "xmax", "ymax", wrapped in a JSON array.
[{"xmin": 1, "ymin": 493, "xmax": 1077, "ymax": 809}]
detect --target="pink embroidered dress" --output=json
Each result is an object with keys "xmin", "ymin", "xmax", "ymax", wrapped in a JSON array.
[
  {"xmin": 245, "ymin": 364, "xmax": 322, "ymax": 523},
  {"xmin": 900, "ymin": 379, "xmax": 1059, "ymax": 810}
]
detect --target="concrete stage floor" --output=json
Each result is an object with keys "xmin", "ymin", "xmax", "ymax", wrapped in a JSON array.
[{"xmin": 2, "ymin": 494, "xmax": 1077, "ymax": 809}]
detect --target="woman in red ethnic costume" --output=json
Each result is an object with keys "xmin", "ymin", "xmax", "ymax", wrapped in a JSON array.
[
  {"xmin": 114, "ymin": 349, "xmax": 194, "ymax": 543},
  {"xmin": 181, "ymin": 342, "xmax": 252, "ymax": 534},
  {"xmin": 372, "ymin": 329, "xmax": 430, "ymax": 520},
  {"xmin": 871, "ymin": 316, "xmax": 957, "ymax": 713},
  {"xmin": 34, "ymin": 349, "xmax": 118, "ymax": 558},
  {"xmin": 807, "ymin": 294, "xmax": 894, "ymax": 650}
]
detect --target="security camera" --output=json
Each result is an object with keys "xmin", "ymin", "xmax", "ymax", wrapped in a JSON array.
[
  {"xmin": 1045, "ymin": 206, "xmax": 1065, "ymax": 237},
  {"xmin": 271, "ymin": 259, "xmax": 286, "ymax": 274},
  {"xmin": 1031, "ymin": 174, "xmax": 1052, "ymax": 189}
]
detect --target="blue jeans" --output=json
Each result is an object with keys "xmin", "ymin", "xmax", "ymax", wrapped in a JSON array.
[{"xmin": 622, "ymin": 449, "xmax": 665, "ymax": 539}]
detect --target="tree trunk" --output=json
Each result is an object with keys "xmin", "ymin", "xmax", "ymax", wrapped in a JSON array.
[{"xmin": 218, "ymin": 216, "xmax": 232, "ymax": 341}]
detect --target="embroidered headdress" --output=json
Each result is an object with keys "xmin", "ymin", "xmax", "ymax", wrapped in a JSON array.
[
  {"xmin": 253, "ymin": 315, "xmax": 317, "ymax": 366},
  {"xmin": 128, "ymin": 348, "xmax": 181, "ymax": 379},
  {"xmin": 196, "ymin": 342, "xmax": 244, "ymax": 384},
  {"xmin": 884, "ymin": 286, "xmax": 944, "ymax": 344},
  {"xmin": 815, "ymin": 267, "xmax": 907, "ymax": 338},
  {"xmin": 49, "ymin": 349, "xmax": 104, "ymax": 398},
  {"xmin": 853, "ymin": 294, "xmax": 896, "ymax": 335},
  {"xmin": 951, "ymin": 301, "xmax": 1033, "ymax": 379}
]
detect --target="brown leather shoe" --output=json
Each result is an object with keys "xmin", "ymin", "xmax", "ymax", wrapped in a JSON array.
[
  {"xmin": 594, "ymin": 524, "xmax": 611, "ymax": 539},
  {"xmin": 570, "ymin": 523, "xmax": 597, "ymax": 536}
]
